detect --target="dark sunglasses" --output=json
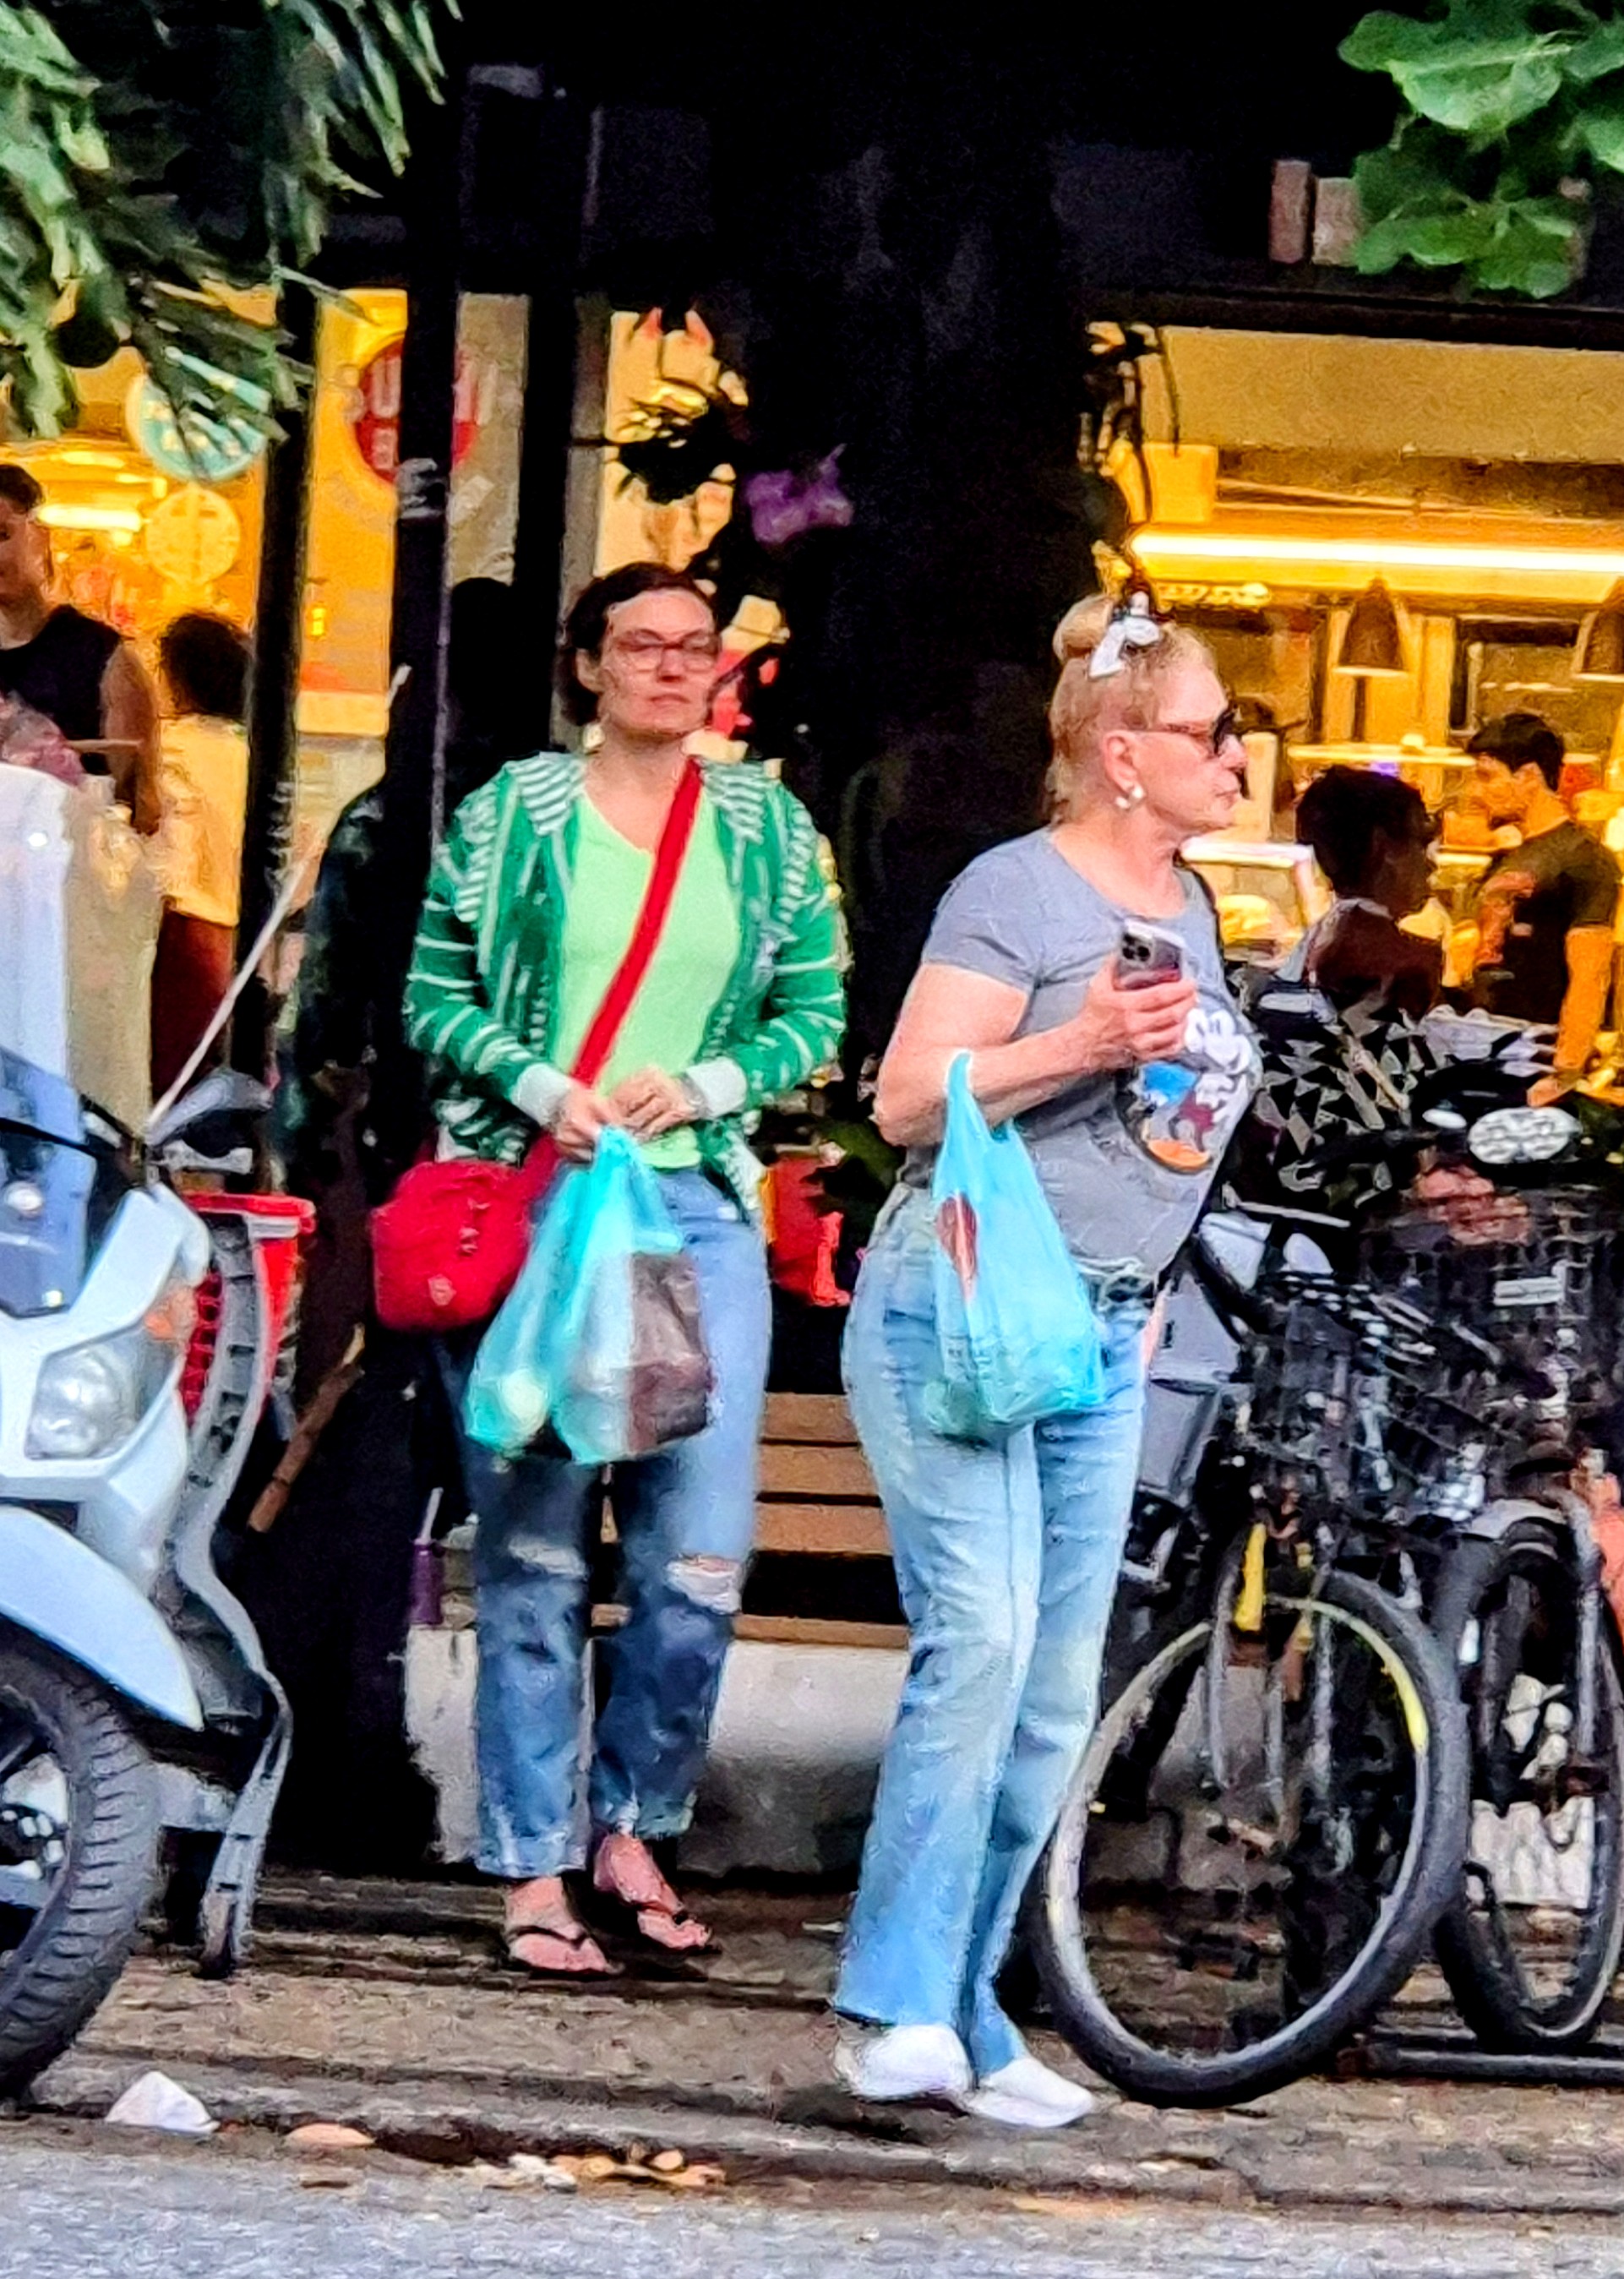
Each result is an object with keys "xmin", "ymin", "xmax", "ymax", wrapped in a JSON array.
[{"xmin": 1153, "ymin": 705, "xmax": 1243, "ymax": 758}]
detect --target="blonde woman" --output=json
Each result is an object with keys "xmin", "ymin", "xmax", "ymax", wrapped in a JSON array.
[{"xmin": 834, "ymin": 594, "xmax": 1258, "ymax": 2128}]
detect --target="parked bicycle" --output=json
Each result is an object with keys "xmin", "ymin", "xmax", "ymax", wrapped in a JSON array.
[{"xmin": 1033, "ymin": 1082, "xmax": 1624, "ymax": 2104}]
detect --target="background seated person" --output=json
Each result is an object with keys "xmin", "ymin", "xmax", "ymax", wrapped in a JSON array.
[{"xmin": 1288, "ymin": 766, "xmax": 1441, "ymax": 1020}]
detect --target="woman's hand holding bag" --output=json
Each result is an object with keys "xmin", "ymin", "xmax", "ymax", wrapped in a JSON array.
[
  {"xmin": 928, "ymin": 1052, "xmax": 1104, "ymax": 1438},
  {"xmin": 464, "ymin": 1128, "xmax": 713, "ymax": 1466}
]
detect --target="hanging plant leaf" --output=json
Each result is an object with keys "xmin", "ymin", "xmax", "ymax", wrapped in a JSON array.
[
  {"xmin": 1342, "ymin": 5, "xmax": 1568, "ymax": 139},
  {"xmin": 1576, "ymin": 91, "xmax": 1624, "ymax": 172},
  {"xmin": 1566, "ymin": 18, "xmax": 1624, "ymax": 85},
  {"xmin": 0, "ymin": 0, "xmax": 453, "ymax": 436}
]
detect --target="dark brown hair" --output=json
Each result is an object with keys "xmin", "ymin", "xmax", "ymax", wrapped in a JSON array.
[
  {"xmin": 1296, "ymin": 765, "xmax": 1431, "ymax": 895},
  {"xmin": 557, "ymin": 563, "xmax": 718, "ymax": 726},
  {"xmin": 160, "ymin": 612, "xmax": 250, "ymax": 722},
  {"xmin": 1469, "ymin": 710, "xmax": 1565, "ymax": 791},
  {"xmin": 0, "ymin": 464, "xmax": 44, "ymax": 517}
]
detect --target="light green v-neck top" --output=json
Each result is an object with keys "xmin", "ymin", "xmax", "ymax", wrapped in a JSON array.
[{"xmin": 550, "ymin": 792, "xmax": 741, "ymax": 1167}]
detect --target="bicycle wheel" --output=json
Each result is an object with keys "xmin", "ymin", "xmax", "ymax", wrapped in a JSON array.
[
  {"xmin": 1433, "ymin": 1520, "xmax": 1624, "ymax": 2052},
  {"xmin": 1033, "ymin": 1566, "xmax": 1468, "ymax": 2107}
]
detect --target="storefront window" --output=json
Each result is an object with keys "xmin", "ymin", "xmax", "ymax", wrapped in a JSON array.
[{"xmin": 1120, "ymin": 327, "xmax": 1624, "ymax": 957}]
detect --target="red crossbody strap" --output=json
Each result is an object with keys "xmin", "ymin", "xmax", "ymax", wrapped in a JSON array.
[
  {"xmin": 512, "ymin": 758, "xmax": 703, "ymax": 1198},
  {"xmin": 571, "ymin": 756, "xmax": 704, "ymax": 1088}
]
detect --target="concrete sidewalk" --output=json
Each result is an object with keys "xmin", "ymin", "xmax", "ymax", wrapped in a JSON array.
[{"xmin": 30, "ymin": 1874, "xmax": 1624, "ymax": 2217}]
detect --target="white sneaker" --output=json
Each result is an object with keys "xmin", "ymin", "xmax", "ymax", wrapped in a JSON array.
[
  {"xmin": 959, "ymin": 2054, "xmax": 1097, "ymax": 2130},
  {"xmin": 835, "ymin": 2023, "xmax": 973, "ymax": 2102}
]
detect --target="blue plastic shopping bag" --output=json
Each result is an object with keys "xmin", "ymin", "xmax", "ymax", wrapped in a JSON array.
[
  {"xmin": 927, "ymin": 1053, "xmax": 1105, "ymax": 1437},
  {"xmin": 464, "ymin": 1128, "xmax": 712, "ymax": 1464}
]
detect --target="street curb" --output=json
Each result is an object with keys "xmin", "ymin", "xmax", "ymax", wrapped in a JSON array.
[{"xmin": 31, "ymin": 2051, "xmax": 1624, "ymax": 2219}]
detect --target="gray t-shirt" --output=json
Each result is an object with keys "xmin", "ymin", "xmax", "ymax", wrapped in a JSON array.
[{"xmin": 907, "ymin": 831, "xmax": 1258, "ymax": 1276}]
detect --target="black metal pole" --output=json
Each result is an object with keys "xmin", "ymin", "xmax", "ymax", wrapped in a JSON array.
[
  {"xmin": 510, "ymin": 87, "xmax": 592, "ymax": 679},
  {"xmin": 367, "ymin": 73, "xmax": 465, "ymax": 1173},
  {"xmin": 233, "ymin": 284, "xmax": 317, "ymax": 1080}
]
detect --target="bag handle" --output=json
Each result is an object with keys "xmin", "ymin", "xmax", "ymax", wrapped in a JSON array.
[{"xmin": 520, "ymin": 757, "xmax": 705, "ymax": 1191}]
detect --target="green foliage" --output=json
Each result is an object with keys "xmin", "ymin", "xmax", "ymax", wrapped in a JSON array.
[
  {"xmin": 1343, "ymin": 1, "xmax": 1624, "ymax": 297},
  {"xmin": 0, "ymin": 0, "xmax": 451, "ymax": 438}
]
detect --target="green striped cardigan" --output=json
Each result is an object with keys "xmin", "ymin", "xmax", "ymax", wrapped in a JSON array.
[{"xmin": 403, "ymin": 754, "xmax": 847, "ymax": 1214}]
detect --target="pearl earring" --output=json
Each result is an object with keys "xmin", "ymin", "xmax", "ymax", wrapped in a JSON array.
[{"xmin": 1114, "ymin": 782, "xmax": 1145, "ymax": 812}]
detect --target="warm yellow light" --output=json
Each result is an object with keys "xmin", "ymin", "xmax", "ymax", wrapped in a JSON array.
[
  {"xmin": 1136, "ymin": 530, "xmax": 1624, "ymax": 579},
  {"xmin": 57, "ymin": 448, "xmax": 127, "ymax": 469},
  {"xmin": 38, "ymin": 503, "xmax": 142, "ymax": 534}
]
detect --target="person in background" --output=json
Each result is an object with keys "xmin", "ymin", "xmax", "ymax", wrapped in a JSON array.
[
  {"xmin": 0, "ymin": 463, "xmax": 159, "ymax": 832},
  {"xmin": 404, "ymin": 563, "xmax": 845, "ymax": 1979},
  {"xmin": 150, "ymin": 613, "xmax": 251, "ymax": 1099},
  {"xmin": 1289, "ymin": 766, "xmax": 1441, "ymax": 1019},
  {"xmin": 277, "ymin": 580, "xmax": 548, "ymax": 1393},
  {"xmin": 832, "ymin": 593, "xmax": 1256, "ymax": 2128},
  {"xmin": 1466, "ymin": 712, "xmax": 1620, "ymax": 1085}
]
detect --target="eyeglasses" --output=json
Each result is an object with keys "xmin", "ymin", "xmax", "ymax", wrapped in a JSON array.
[
  {"xmin": 1150, "ymin": 705, "xmax": 1243, "ymax": 758},
  {"xmin": 608, "ymin": 632, "xmax": 722, "ymax": 671}
]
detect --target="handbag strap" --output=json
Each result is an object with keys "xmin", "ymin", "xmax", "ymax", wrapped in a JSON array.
[{"xmin": 568, "ymin": 756, "xmax": 705, "ymax": 1088}]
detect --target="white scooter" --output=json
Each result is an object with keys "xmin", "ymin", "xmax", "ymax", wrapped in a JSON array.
[{"xmin": 0, "ymin": 1049, "xmax": 305, "ymax": 2097}]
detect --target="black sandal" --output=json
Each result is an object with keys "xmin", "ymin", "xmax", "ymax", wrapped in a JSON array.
[{"xmin": 499, "ymin": 1917, "xmax": 621, "ymax": 1980}]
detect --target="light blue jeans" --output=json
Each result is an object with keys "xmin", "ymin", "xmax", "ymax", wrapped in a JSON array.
[
  {"xmin": 836, "ymin": 1187, "xmax": 1149, "ymax": 2076},
  {"xmin": 443, "ymin": 1166, "xmax": 771, "ymax": 1880}
]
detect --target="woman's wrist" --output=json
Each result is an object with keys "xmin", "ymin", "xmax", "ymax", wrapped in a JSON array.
[
  {"xmin": 681, "ymin": 1057, "xmax": 747, "ymax": 1120},
  {"xmin": 512, "ymin": 1062, "xmax": 572, "ymax": 1130}
]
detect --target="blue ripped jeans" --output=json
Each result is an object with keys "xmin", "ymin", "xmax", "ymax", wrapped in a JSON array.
[
  {"xmin": 443, "ymin": 1166, "xmax": 771, "ymax": 1881},
  {"xmin": 836, "ymin": 1187, "xmax": 1149, "ymax": 2077}
]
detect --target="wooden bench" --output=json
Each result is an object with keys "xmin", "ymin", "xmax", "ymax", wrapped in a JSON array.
[
  {"xmin": 757, "ymin": 1393, "xmax": 890, "ymax": 1560},
  {"xmin": 743, "ymin": 1392, "xmax": 901, "ymax": 1649},
  {"xmin": 591, "ymin": 1391, "xmax": 902, "ymax": 1650}
]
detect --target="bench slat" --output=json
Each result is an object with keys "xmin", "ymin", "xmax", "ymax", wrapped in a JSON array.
[
  {"xmin": 759, "ymin": 1442, "xmax": 877, "ymax": 1498},
  {"xmin": 762, "ymin": 1392, "xmax": 859, "ymax": 1446},
  {"xmin": 756, "ymin": 1501, "xmax": 891, "ymax": 1557},
  {"xmin": 591, "ymin": 1603, "xmax": 904, "ymax": 1651}
]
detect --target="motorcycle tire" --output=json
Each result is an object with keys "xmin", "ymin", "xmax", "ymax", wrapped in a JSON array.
[
  {"xmin": 0, "ymin": 1630, "xmax": 161, "ymax": 2098},
  {"xmin": 1432, "ymin": 1521, "xmax": 1624, "ymax": 2053},
  {"xmin": 1033, "ymin": 1567, "xmax": 1468, "ymax": 2108}
]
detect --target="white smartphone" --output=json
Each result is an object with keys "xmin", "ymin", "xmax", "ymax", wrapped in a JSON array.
[{"xmin": 1114, "ymin": 921, "xmax": 1187, "ymax": 992}]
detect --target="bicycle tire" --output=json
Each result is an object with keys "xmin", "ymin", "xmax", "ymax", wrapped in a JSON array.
[
  {"xmin": 1033, "ymin": 1567, "xmax": 1468, "ymax": 2107},
  {"xmin": 1432, "ymin": 1520, "xmax": 1624, "ymax": 2053}
]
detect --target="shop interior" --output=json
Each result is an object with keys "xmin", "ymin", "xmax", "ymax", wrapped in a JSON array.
[
  {"xmin": 1, "ymin": 287, "xmax": 529, "ymax": 897},
  {"xmin": 1126, "ymin": 327, "xmax": 1624, "ymax": 979}
]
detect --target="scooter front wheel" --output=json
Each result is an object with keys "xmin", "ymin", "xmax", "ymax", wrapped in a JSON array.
[{"xmin": 0, "ymin": 1627, "xmax": 161, "ymax": 2097}]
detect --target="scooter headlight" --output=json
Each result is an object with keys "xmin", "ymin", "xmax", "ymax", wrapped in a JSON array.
[{"xmin": 26, "ymin": 1281, "xmax": 196, "ymax": 1461}]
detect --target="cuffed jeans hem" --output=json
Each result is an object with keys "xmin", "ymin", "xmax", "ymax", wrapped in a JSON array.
[
  {"xmin": 592, "ymin": 1803, "xmax": 698, "ymax": 1844},
  {"xmin": 477, "ymin": 1840, "xmax": 586, "ymax": 1881}
]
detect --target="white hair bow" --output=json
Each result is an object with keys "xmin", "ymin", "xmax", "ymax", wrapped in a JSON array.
[{"xmin": 1089, "ymin": 591, "xmax": 1164, "ymax": 680}]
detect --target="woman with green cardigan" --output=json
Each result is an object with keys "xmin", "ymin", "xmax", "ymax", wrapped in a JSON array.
[{"xmin": 405, "ymin": 563, "xmax": 844, "ymax": 1976}]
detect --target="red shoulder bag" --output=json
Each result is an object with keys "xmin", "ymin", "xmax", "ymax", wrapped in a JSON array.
[{"xmin": 372, "ymin": 761, "xmax": 703, "ymax": 1334}]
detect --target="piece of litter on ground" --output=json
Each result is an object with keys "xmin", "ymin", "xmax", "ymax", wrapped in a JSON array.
[
  {"xmin": 298, "ymin": 2170, "xmax": 358, "ymax": 2191},
  {"xmin": 468, "ymin": 2163, "xmax": 527, "ymax": 2192},
  {"xmin": 649, "ymin": 2150, "xmax": 686, "ymax": 2175},
  {"xmin": 507, "ymin": 2154, "xmax": 578, "ymax": 2192},
  {"xmin": 106, "ymin": 2071, "xmax": 216, "ymax": 2137},
  {"xmin": 286, "ymin": 2123, "xmax": 375, "ymax": 2152}
]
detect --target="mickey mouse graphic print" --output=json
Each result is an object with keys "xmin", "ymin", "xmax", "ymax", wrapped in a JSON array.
[
  {"xmin": 904, "ymin": 831, "xmax": 1258, "ymax": 1276},
  {"xmin": 1119, "ymin": 1000, "xmax": 1257, "ymax": 1176}
]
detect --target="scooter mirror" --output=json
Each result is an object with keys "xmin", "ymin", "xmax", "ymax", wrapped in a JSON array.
[
  {"xmin": 1467, "ymin": 1104, "xmax": 1579, "ymax": 1167},
  {"xmin": 147, "ymin": 1068, "xmax": 270, "ymax": 1152}
]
